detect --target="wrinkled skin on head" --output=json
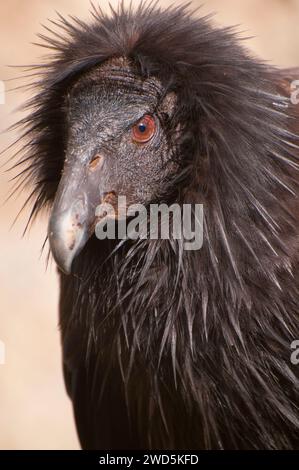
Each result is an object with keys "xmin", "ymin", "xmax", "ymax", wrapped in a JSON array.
[
  {"xmin": 67, "ymin": 57, "xmax": 177, "ymax": 204},
  {"xmin": 48, "ymin": 57, "xmax": 178, "ymax": 273}
]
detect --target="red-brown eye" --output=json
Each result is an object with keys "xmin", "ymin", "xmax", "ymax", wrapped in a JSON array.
[{"xmin": 132, "ymin": 115, "xmax": 156, "ymax": 143}]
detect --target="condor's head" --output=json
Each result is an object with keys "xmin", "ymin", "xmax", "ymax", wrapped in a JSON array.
[
  {"xmin": 48, "ymin": 57, "xmax": 179, "ymax": 274},
  {"xmin": 14, "ymin": 3, "xmax": 299, "ymax": 282}
]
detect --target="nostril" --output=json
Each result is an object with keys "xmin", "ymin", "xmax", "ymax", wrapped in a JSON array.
[{"xmin": 88, "ymin": 154, "xmax": 104, "ymax": 171}]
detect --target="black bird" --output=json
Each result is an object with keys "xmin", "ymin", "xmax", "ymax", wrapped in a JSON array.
[{"xmin": 14, "ymin": 2, "xmax": 299, "ymax": 449}]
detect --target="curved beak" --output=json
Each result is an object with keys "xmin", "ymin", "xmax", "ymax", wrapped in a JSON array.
[{"xmin": 48, "ymin": 152, "xmax": 105, "ymax": 274}]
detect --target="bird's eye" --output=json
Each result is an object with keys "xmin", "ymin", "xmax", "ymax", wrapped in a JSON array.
[{"xmin": 132, "ymin": 115, "xmax": 156, "ymax": 143}]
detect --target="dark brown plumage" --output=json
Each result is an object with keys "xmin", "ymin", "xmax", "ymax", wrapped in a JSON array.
[{"xmin": 12, "ymin": 2, "xmax": 299, "ymax": 449}]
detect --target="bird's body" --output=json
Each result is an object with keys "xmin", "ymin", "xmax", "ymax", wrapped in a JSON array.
[{"xmin": 15, "ymin": 2, "xmax": 299, "ymax": 449}]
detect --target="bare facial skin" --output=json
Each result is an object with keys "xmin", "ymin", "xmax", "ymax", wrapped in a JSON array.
[
  {"xmin": 67, "ymin": 57, "xmax": 177, "ymax": 204},
  {"xmin": 48, "ymin": 57, "xmax": 178, "ymax": 273}
]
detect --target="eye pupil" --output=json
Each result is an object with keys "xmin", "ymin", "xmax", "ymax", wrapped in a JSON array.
[{"xmin": 138, "ymin": 123, "xmax": 146, "ymax": 133}]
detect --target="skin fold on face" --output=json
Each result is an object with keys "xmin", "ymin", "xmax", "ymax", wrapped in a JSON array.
[{"xmin": 48, "ymin": 57, "xmax": 178, "ymax": 273}]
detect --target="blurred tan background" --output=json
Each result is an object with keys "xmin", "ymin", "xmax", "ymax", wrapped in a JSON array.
[{"xmin": 0, "ymin": 0, "xmax": 298, "ymax": 450}]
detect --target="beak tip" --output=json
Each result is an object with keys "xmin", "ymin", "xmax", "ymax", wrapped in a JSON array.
[
  {"xmin": 48, "ymin": 231, "xmax": 74, "ymax": 275},
  {"xmin": 56, "ymin": 258, "xmax": 73, "ymax": 276},
  {"xmin": 48, "ymin": 224, "xmax": 87, "ymax": 275},
  {"xmin": 48, "ymin": 187, "xmax": 93, "ymax": 274}
]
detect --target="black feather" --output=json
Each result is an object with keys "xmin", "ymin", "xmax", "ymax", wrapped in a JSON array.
[{"xmin": 12, "ymin": 1, "xmax": 299, "ymax": 449}]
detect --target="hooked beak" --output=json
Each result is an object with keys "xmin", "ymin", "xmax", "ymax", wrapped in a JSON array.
[{"xmin": 48, "ymin": 152, "xmax": 105, "ymax": 274}]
